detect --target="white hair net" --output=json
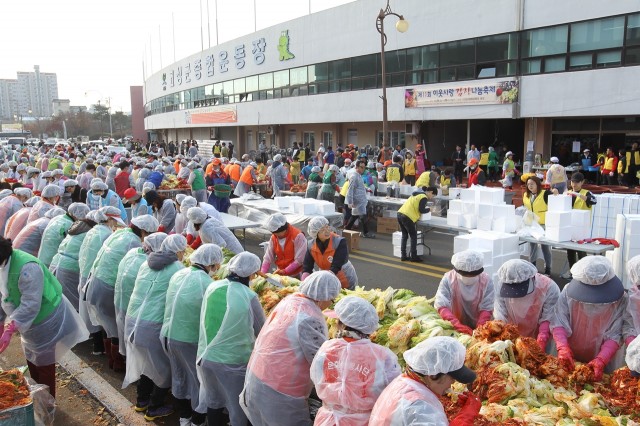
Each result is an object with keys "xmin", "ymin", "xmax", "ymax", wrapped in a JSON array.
[
  {"xmin": 85, "ymin": 210, "xmax": 98, "ymax": 222},
  {"xmin": 451, "ymin": 250, "xmax": 484, "ymax": 272},
  {"xmin": 265, "ymin": 213, "xmax": 287, "ymax": 232},
  {"xmin": 64, "ymin": 179, "xmax": 78, "ymax": 187},
  {"xmin": 190, "ymin": 243, "xmax": 223, "ymax": 266},
  {"xmin": 25, "ymin": 196, "xmax": 40, "ymax": 207},
  {"xmin": 41, "ymin": 171, "xmax": 52, "ymax": 178},
  {"xmin": 570, "ymin": 256, "xmax": 616, "ymax": 285},
  {"xmin": 333, "ymin": 296, "xmax": 379, "ymax": 334},
  {"xmin": 142, "ymin": 182, "xmax": 156, "ymax": 194},
  {"xmin": 45, "ymin": 207, "xmax": 66, "ymax": 219},
  {"xmin": 299, "ymin": 271, "xmax": 341, "ymax": 302},
  {"xmin": 16, "ymin": 164, "xmax": 27, "ymax": 172},
  {"xmin": 90, "ymin": 180, "xmax": 108, "ymax": 191},
  {"xmin": 68, "ymin": 203, "xmax": 90, "ymax": 220},
  {"xmin": 187, "ymin": 207, "xmax": 207, "ymax": 225},
  {"xmin": 627, "ymin": 255, "xmax": 640, "ymax": 286},
  {"xmin": 99, "ymin": 205, "xmax": 121, "ymax": 220},
  {"xmin": 52, "ymin": 169, "xmax": 63, "ymax": 176},
  {"xmin": 187, "ymin": 161, "xmax": 197, "ymax": 169},
  {"xmin": 403, "ymin": 336, "xmax": 466, "ymax": 376},
  {"xmin": 228, "ymin": 252, "xmax": 261, "ymax": 277},
  {"xmin": 175, "ymin": 193, "xmax": 187, "ymax": 205},
  {"xmin": 625, "ymin": 337, "xmax": 640, "ymax": 373},
  {"xmin": 330, "ymin": 165, "xmax": 339, "ymax": 172},
  {"xmin": 0, "ymin": 189, "xmax": 13, "ymax": 200},
  {"xmin": 42, "ymin": 184, "xmax": 61, "ymax": 198},
  {"xmin": 14, "ymin": 188, "xmax": 32, "ymax": 199},
  {"xmin": 143, "ymin": 232, "xmax": 167, "ymax": 253},
  {"xmin": 154, "ymin": 165, "xmax": 163, "ymax": 171},
  {"xmin": 497, "ymin": 259, "xmax": 538, "ymax": 283},
  {"xmin": 161, "ymin": 234, "xmax": 188, "ymax": 254},
  {"xmin": 131, "ymin": 214, "xmax": 160, "ymax": 233},
  {"xmin": 273, "ymin": 154, "xmax": 282, "ymax": 162},
  {"xmin": 308, "ymin": 216, "xmax": 329, "ymax": 240},
  {"xmin": 311, "ymin": 166, "xmax": 321, "ymax": 173},
  {"xmin": 180, "ymin": 196, "xmax": 197, "ymax": 214}
]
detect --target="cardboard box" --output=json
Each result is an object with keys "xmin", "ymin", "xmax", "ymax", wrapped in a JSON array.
[
  {"xmin": 545, "ymin": 211, "xmax": 572, "ymax": 228},
  {"xmin": 342, "ymin": 230, "xmax": 360, "ymax": 252},
  {"xmin": 377, "ymin": 217, "xmax": 399, "ymax": 234},
  {"xmin": 547, "ymin": 195, "xmax": 573, "ymax": 212},
  {"xmin": 545, "ymin": 226, "xmax": 573, "ymax": 242}
]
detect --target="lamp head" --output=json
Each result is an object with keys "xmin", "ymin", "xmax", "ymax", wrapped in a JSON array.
[{"xmin": 396, "ymin": 18, "xmax": 409, "ymax": 33}]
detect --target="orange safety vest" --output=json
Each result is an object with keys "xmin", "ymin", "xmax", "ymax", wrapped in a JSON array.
[
  {"xmin": 310, "ymin": 233, "xmax": 349, "ymax": 288},
  {"xmin": 224, "ymin": 163, "xmax": 232, "ymax": 175},
  {"xmin": 271, "ymin": 225, "xmax": 303, "ymax": 275},
  {"xmin": 174, "ymin": 159, "xmax": 181, "ymax": 174},
  {"xmin": 229, "ymin": 164, "xmax": 241, "ymax": 182},
  {"xmin": 205, "ymin": 161, "xmax": 214, "ymax": 176},
  {"xmin": 240, "ymin": 165, "xmax": 255, "ymax": 186}
]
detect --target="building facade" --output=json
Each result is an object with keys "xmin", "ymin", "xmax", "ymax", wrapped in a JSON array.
[
  {"xmin": 0, "ymin": 65, "xmax": 59, "ymax": 120},
  {"xmin": 143, "ymin": 0, "xmax": 640, "ymax": 165}
]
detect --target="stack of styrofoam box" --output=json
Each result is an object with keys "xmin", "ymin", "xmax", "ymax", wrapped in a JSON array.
[
  {"xmin": 399, "ymin": 184, "xmax": 416, "ymax": 197},
  {"xmin": 291, "ymin": 199, "xmax": 318, "ymax": 215},
  {"xmin": 275, "ymin": 196, "xmax": 302, "ymax": 210},
  {"xmin": 448, "ymin": 186, "xmax": 518, "ymax": 233},
  {"xmin": 383, "ymin": 210, "xmax": 398, "ymax": 218},
  {"xmin": 311, "ymin": 200, "xmax": 336, "ymax": 215},
  {"xmin": 591, "ymin": 193, "xmax": 640, "ymax": 238},
  {"xmin": 571, "ymin": 210, "xmax": 591, "ymax": 241},
  {"xmin": 391, "ymin": 231, "xmax": 424, "ymax": 257},
  {"xmin": 544, "ymin": 195, "xmax": 573, "ymax": 242},
  {"xmin": 453, "ymin": 230, "xmax": 520, "ymax": 276},
  {"xmin": 610, "ymin": 214, "xmax": 640, "ymax": 289}
]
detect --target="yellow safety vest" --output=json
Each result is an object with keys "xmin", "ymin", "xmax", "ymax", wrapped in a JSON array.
[
  {"xmin": 440, "ymin": 177, "xmax": 451, "ymax": 187},
  {"xmin": 415, "ymin": 172, "xmax": 431, "ymax": 188},
  {"xmin": 398, "ymin": 193, "xmax": 427, "ymax": 222},
  {"xmin": 626, "ymin": 151, "xmax": 640, "ymax": 173},
  {"xmin": 604, "ymin": 156, "xmax": 616, "ymax": 171},
  {"xmin": 523, "ymin": 190, "xmax": 548, "ymax": 225},
  {"xmin": 340, "ymin": 180, "xmax": 350, "ymax": 197},
  {"xmin": 404, "ymin": 159, "xmax": 416, "ymax": 176},
  {"xmin": 572, "ymin": 189, "xmax": 592, "ymax": 211},
  {"xmin": 618, "ymin": 159, "xmax": 625, "ymax": 174},
  {"xmin": 386, "ymin": 165, "xmax": 401, "ymax": 183},
  {"xmin": 480, "ymin": 152, "xmax": 489, "ymax": 166},
  {"xmin": 298, "ymin": 150, "xmax": 306, "ymax": 162}
]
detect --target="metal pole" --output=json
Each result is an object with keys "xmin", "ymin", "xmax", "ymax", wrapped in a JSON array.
[
  {"xmin": 159, "ymin": 25, "xmax": 163, "ymax": 68},
  {"xmin": 108, "ymin": 97, "xmax": 113, "ymax": 139},
  {"xmin": 172, "ymin": 13, "xmax": 176, "ymax": 62},
  {"xmin": 215, "ymin": 0, "xmax": 219, "ymax": 45},
  {"xmin": 207, "ymin": 0, "xmax": 211, "ymax": 48},
  {"xmin": 254, "ymin": 0, "xmax": 257, "ymax": 32},
  {"xmin": 380, "ymin": 14, "xmax": 388, "ymax": 148},
  {"xmin": 200, "ymin": 0, "xmax": 204, "ymax": 51}
]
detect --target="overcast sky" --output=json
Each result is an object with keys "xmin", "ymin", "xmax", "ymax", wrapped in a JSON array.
[{"xmin": 2, "ymin": 0, "xmax": 355, "ymax": 113}]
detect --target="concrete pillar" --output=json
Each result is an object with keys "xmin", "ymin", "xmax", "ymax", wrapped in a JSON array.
[{"xmin": 523, "ymin": 118, "xmax": 552, "ymax": 158}]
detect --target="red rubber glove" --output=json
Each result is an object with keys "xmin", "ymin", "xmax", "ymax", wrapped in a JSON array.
[
  {"xmin": 0, "ymin": 322, "xmax": 17, "ymax": 354},
  {"xmin": 476, "ymin": 310, "xmax": 492, "ymax": 327},
  {"xmin": 449, "ymin": 392, "xmax": 481, "ymax": 426},
  {"xmin": 273, "ymin": 269, "xmax": 285, "ymax": 275},
  {"xmin": 157, "ymin": 225, "xmax": 165, "ymax": 233},
  {"xmin": 190, "ymin": 235, "xmax": 202, "ymax": 249},
  {"xmin": 438, "ymin": 307, "xmax": 473, "ymax": 335},
  {"xmin": 186, "ymin": 234, "xmax": 195, "ymax": 245},
  {"xmin": 588, "ymin": 339, "xmax": 620, "ymax": 381},
  {"xmin": 552, "ymin": 327, "xmax": 575, "ymax": 371},
  {"xmin": 536, "ymin": 321, "xmax": 551, "ymax": 352}
]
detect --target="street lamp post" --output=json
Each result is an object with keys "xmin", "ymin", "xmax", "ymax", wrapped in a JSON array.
[
  {"xmin": 85, "ymin": 91, "xmax": 113, "ymax": 140},
  {"xmin": 376, "ymin": 0, "xmax": 408, "ymax": 148}
]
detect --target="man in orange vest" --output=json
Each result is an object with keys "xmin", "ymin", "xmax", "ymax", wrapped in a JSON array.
[
  {"xmin": 233, "ymin": 161, "xmax": 258, "ymax": 196},
  {"xmin": 227, "ymin": 159, "xmax": 242, "ymax": 188},
  {"xmin": 260, "ymin": 213, "xmax": 307, "ymax": 277}
]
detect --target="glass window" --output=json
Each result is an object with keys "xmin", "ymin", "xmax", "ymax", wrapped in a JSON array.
[
  {"xmin": 273, "ymin": 70, "xmax": 289, "ymax": 88},
  {"xmin": 308, "ymin": 63, "xmax": 328, "ymax": 83},
  {"xmin": 477, "ymin": 34, "xmax": 518, "ymax": 62},
  {"xmin": 290, "ymin": 67, "xmax": 307, "ymax": 85},
  {"xmin": 213, "ymin": 83, "xmax": 223, "ymax": 97},
  {"xmin": 205, "ymin": 84, "xmax": 214, "ymax": 99},
  {"xmin": 596, "ymin": 51, "xmax": 621, "ymax": 67},
  {"xmin": 329, "ymin": 59, "xmax": 350, "ymax": 80},
  {"xmin": 496, "ymin": 61, "xmax": 517, "ymax": 77},
  {"xmin": 245, "ymin": 75, "xmax": 259, "ymax": 92},
  {"xmin": 545, "ymin": 56, "xmax": 566, "ymax": 72},
  {"xmin": 477, "ymin": 65, "xmax": 496, "ymax": 78},
  {"xmin": 406, "ymin": 45, "xmax": 438, "ymax": 70},
  {"xmin": 440, "ymin": 39, "xmax": 475, "ymax": 67},
  {"xmin": 457, "ymin": 65, "xmax": 475, "ymax": 80},
  {"xmin": 234, "ymin": 78, "xmax": 245, "ymax": 94},
  {"xmin": 423, "ymin": 70, "xmax": 437, "ymax": 83},
  {"xmin": 628, "ymin": 14, "xmax": 640, "ymax": 46},
  {"xmin": 439, "ymin": 67, "xmax": 456, "ymax": 81},
  {"xmin": 259, "ymin": 73, "xmax": 273, "ymax": 90},
  {"xmin": 626, "ymin": 46, "xmax": 640, "ymax": 65},
  {"xmin": 570, "ymin": 16, "xmax": 624, "ymax": 52},
  {"xmin": 322, "ymin": 131, "xmax": 333, "ymax": 145},
  {"xmin": 303, "ymin": 131, "xmax": 315, "ymax": 151},
  {"xmin": 521, "ymin": 25, "xmax": 568, "ymax": 58},
  {"xmin": 223, "ymin": 80, "xmax": 234, "ymax": 95},
  {"xmin": 385, "ymin": 50, "xmax": 406, "ymax": 73},
  {"xmin": 569, "ymin": 53, "xmax": 592, "ymax": 70},
  {"xmin": 352, "ymin": 54, "xmax": 377, "ymax": 77}
]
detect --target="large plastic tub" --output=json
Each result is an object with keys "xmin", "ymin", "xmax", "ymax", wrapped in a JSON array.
[{"xmin": 0, "ymin": 402, "xmax": 35, "ymax": 426}]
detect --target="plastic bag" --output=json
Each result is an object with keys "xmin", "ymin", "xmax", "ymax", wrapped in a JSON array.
[
  {"xmin": 517, "ymin": 210, "xmax": 545, "ymax": 239},
  {"xmin": 26, "ymin": 379, "xmax": 55, "ymax": 426}
]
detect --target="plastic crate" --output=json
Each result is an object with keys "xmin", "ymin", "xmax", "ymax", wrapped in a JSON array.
[{"xmin": 0, "ymin": 402, "xmax": 35, "ymax": 426}]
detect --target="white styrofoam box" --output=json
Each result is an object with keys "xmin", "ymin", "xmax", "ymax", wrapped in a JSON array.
[
  {"xmin": 476, "ymin": 187, "xmax": 505, "ymax": 205},
  {"xmin": 453, "ymin": 234, "xmax": 475, "ymax": 253},
  {"xmin": 571, "ymin": 225, "xmax": 591, "ymax": 241},
  {"xmin": 461, "ymin": 201, "xmax": 476, "ymax": 215},
  {"xmin": 621, "ymin": 214, "xmax": 640, "ymax": 235},
  {"xmin": 623, "ymin": 247, "xmax": 640, "ymax": 259},
  {"xmin": 545, "ymin": 211, "xmax": 572, "ymax": 228},
  {"xmin": 477, "ymin": 249, "xmax": 493, "ymax": 266},
  {"xmin": 492, "ymin": 252, "xmax": 521, "ymax": 272},
  {"xmin": 605, "ymin": 250, "xmax": 615, "ymax": 262},
  {"xmin": 477, "ymin": 217, "xmax": 493, "ymax": 231},
  {"xmin": 275, "ymin": 196, "xmax": 300, "ymax": 209},
  {"xmin": 468, "ymin": 230, "xmax": 518, "ymax": 255},
  {"xmin": 316, "ymin": 201, "xmax": 336, "ymax": 215},
  {"xmin": 392, "ymin": 231, "xmax": 423, "ymax": 246},
  {"xmin": 449, "ymin": 199, "xmax": 464, "ymax": 213},
  {"xmin": 548, "ymin": 195, "xmax": 573, "ymax": 212},
  {"xmin": 447, "ymin": 212, "xmax": 463, "ymax": 227},
  {"xmin": 460, "ymin": 189, "xmax": 476, "ymax": 202},
  {"xmin": 477, "ymin": 204, "xmax": 494, "ymax": 219},
  {"xmin": 449, "ymin": 188, "xmax": 462, "ymax": 199},
  {"xmin": 420, "ymin": 212, "xmax": 432, "ymax": 221},
  {"xmin": 377, "ymin": 182, "xmax": 389, "ymax": 194},
  {"xmin": 461, "ymin": 214, "xmax": 477, "ymax": 229},
  {"xmin": 501, "ymin": 234, "xmax": 520, "ymax": 254},
  {"xmin": 493, "ymin": 204, "xmax": 516, "ymax": 218},
  {"xmin": 492, "ymin": 216, "xmax": 517, "ymax": 233},
  {"xmin": 292, "ymin": 199, "xmax": 317, "ymax": 215},
  {"xmin": 571, "ymin": 210, "xmax": 591, "ymax": 227},
  {"xmin": 399, "ymin": 185, "xmax": 415, "ymax": 196},
  {"xmin": 393, "ymin": 244, "xmax": 424, "ymax": 258},
  {"xmin": 383, "ymin": 209, "xmax": 398, "ymax": 218},
  {"xmin": 545, "ymin": 226, "xmax": 573, "ymax": 242}
]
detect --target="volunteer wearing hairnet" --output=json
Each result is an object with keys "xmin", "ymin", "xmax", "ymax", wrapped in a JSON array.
[
  {"xmin": 180, "ymin": 197, "xmax": 222, "ymax": 244},
  {"xmin": 623, "ymin": 255, "xmax": 640, "ymax": 346},
  {"xmin": 144, "ymin": 190, "xmax": 177, "ymax": 233},
  {"xmin": 302, "ymin": 216, "xmax": 358, "ymax": 290},
  {"xmin": 38, "ymin": 203, "xmax": 89, "ymax": 267},
  {"xmin": 114, "ymin": 232, "xmax": 167, "ymax": 359},
  {"xmin": 50, "ymin": 209, "xmax": 98, "ymax": 311},
  {"xmin": 260, "ymin": 213, "xmax": 306, "ymax": 277},
  {"xmin": 267, "ymin": 154, "xmax": 289, "ymax": 198},
  {"xmin": 242, "ymin": 271, "xmax": 341, "ymax": 425},
  {"xmin": 205, "ymin": 158, "xmax": 232, "ymax": 213},
  {"xmin": 551, "ymin": 256, "xmax": 627, "ymax": 380},
  {"xmin": 4, "ymin": 197, "xmax": 39, "ymax": 242},
  {"xmin": 319, "ymin": 164, "xmax": 340, "ymax": 202},
  {"xmin": 369, "ymin": 337, "xmax": 480, "ymax": 426},
  {"xmin": 0, "ymin": 236, "xmax": 89, "ymax": 398},
  {"xmin": 197, "ymin": 252, "xmax": 266, "ymax": 426},
  {"xmin": 58, "ymin": 179, "xmax": 79, "ymax": 210},
  {"xmin": 90, "ymin": 179, "xmax": 128, "ymax": 223},
  {"xmin": 124, "ymin": 234, "xmax": 187, "ymax": 421},
  {"xmin": 13, "ymin": 207, "xmax": 66, "ymax": 257},
  {"xmin": 27, "ymin": 184, "xmax": 60, "ymax": 223},
  {"xmin": 310, "ymin": 296, "xmax": 401, "ymax": 426},
  {"xmin": 0, "ymin": 188, "xmax": 31, "ymax": 237},
  {"xmin": 122, "ymin": 187, "xmax": 150, "ymax": 219},
  {"xmin": 625, "ymin": 337, "xmax": 640, "ymax": 376},
  {"xmin": 233, "ymin": 161, "xmax": 258, "ymax": 197},
  {"xmin": 434, "ymin": 250, "xmax": 494, "ymax": 334},
  {"xmin": 187, "ymin": 161, "xmax": 208, "ymax": 202},
  {"xmin": 494, "ymin": 259, "xmax": 561, "ymax": 351},
  {"xmin": 186, "ymin": 206, "xmax": 243, "ymax": 254},
  {"xmin": 173, "ymin": 194, "xmax": 190, "ymax": 235},
  {"xmin": 161, "ymin": 243, "xmax": 223, "ymax": 426},
  {"xmin": 86, "ymin": 214, "xmax": 158, "ymax": 372},
  {"xmin": 304, "ymin": 166, "xmax": 323, "ymax": 199}
]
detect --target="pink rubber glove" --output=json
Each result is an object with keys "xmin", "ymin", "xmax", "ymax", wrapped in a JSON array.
[
  {"xmin": 552, "ymin": 327, "xmax": 575, "ymax": 370},
  {"xmin": 0, "ymin": 321, "xmax": 17, "ymax": 354},
  {"xmin": 536, "ymin": 321, "xmax": 551, "ymax": 352},
  {"xmin": 301, "ymin": 272, "xmax": 310, "ymax": 281},
  {"xmin": 476, "ymin": 310, "xmax": 492, "ymax": 327},
  {"xmin": 438, "ymin": 307, "xmax": 473, "ymax": 335},
  {"xmin": 626, "ymin": 336, "xmax": 636, "ymax": 346},
  {"xmin": 260, "ymin": 261, "xmax": 270, "ymax": 274},
  {"xmin": 283, "ymin": 261, "xmax": 300, "ymax": 276},
  {"xmin": 588, "ymin": 339, "xmax": 620, "ymax": 381}
]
